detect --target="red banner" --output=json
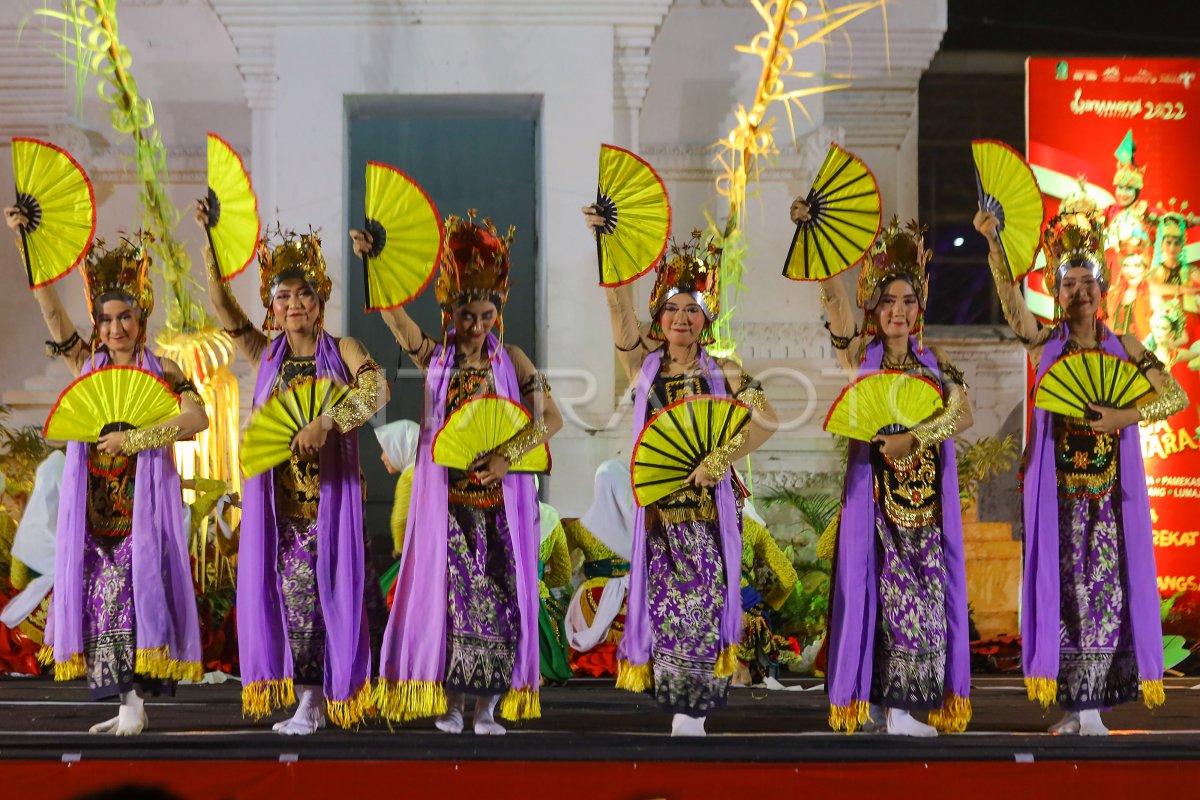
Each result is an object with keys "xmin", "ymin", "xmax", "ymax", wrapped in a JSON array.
[{"xmin": 1027, "ymin": 57, "xmax": 1200, "ymax": 630}]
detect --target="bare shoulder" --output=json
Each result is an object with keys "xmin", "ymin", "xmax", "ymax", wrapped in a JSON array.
[
  {"xmin": 504, "ymin": 343, "xmax": 535, "ymax": 369},
  {"xmin": 159, "ymin": 357, "xmax": 186, "ymax": 384},
  {"xmin": 1119, "ymin": 333, "xmax": 1147, "ymax": 361},
  {"xmin": 337, "ymin": 336, "xmax": 374, "ymax": 368}
]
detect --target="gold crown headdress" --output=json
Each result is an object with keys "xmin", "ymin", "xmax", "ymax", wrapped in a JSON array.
[
  {"xmin": 647, "ymin": 229, "xmax": 722, "ymax": 345},
  {"xmin": 433, "ymin": 211, "xmax": 514, "ymax": 331},
  {"xmin": 1112, "ymin": 129, "xmax": 1146, "ymax": 191},
  {"xmin": 81, "ymin": 236, "xmax": 154, "ymax": 323},
  {"xmin": 1041, "ymin": 211, "xmax": 1109, "ymax": 299},
  {"xmin": 857, "ymin": 217, "xmax": 930, "ymax": 311},
  {"xmin": 1155, "ymin": 199, "xmax": 1190, "ymax": 244},
  {"xmin": 257, "ymin": 227, "xmax": 332, "ymax": 310}
]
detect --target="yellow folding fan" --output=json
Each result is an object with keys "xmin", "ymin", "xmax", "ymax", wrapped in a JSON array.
[
  {"xmin": 783, "ymin": 142, "xmax": 881, "ymax": 281},
  {"xmin": 631, "ymin": 395, "xmax": 752, "ymax": 507},
  {"xmin": 432, "ymin": 395, "xmax": 550, "ymax": 473},
  {"xmin": 823, "ymin": 371, "xmax": 944, "ymax": 442},
  {"xmin": 1034, "ymin": 350, "xmax": 1155, "ymax": 419},
  {"xmin": 594, "ymin": 144, "xmax": 671, "ymax": 287},
  {"xmin": 206, "ymin": 133, "xmax": 260, "ymax": 280},
  {"xmin": 11, "ymin": 137, "xmax": 97, "ymax": 288},
  {"xmin": 43, "ymin": 367, "xmax": 180, "ymax": 442},
  {"xmin": 240, "ymin": 378, "xmax": 351, "ymax": 478},
  {"xmin": 361, "ymin": 161, "xmax": 442, "ymax": 310},
  {"xmin": 972, "ymin": 139, "xmax": 1045, "ymax": 281}
]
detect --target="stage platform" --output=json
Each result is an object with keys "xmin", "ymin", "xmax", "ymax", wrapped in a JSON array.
[{"xmin": 2, "ymin": 676, "xmax": 1200, "ymax": 797}]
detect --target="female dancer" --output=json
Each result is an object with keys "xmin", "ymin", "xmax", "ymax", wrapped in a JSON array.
[
  {"xmin": 790, "ymin": 201, "xmax": 974, "ymax": 737},
  {"xmin": 198, "ymin": 203, "xmax": 385, "ymax": 734},
  {"xmin": 976, "ymin": 201, "xmax": 1187, "ymax": 735},
  {"xmin": 5, "ymin": 207, "xmax": 207, "ymax": 736},
  {"xmin": 360, "ymin": 213, "xmax": 561, "ymax": 735},
  {"xmin": 582, "ymin": 210, "xmax": 778, "ymax": 737}
]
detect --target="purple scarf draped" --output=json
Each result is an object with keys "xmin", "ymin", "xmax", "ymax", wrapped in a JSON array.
[
  {"xmin": 826, "ymin": 338, "xmax": 970, "ymax": 714},
  {"xmin": 617, "ymin": 347, "xmax": 743, "ymax": 668},
  {"xmin": 1021, "ymin": 325, "xmax": 1162, "ymax": 689},
  {"xmin": 238, "ymin": 332, "xmax": 371, "ymax": 720},
  {"xmin": 47, "ymin": 348, "xmax": 202, "ymax": 678},
  {"xmin": 378, "ymin": 333, "xmax": 541, "ymax": 711}
]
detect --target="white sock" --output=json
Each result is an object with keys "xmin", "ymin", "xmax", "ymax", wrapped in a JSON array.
[
  {"xmin": 1078, "ymin": 709, "xmax": 1109, "ymax": 737},
  {"xmin": 670, "ymin": 713, "xmax": 707, "ymax": 737},
  {"xmin": 1048, "ymin": 711, "xmax": 1080, "ymax": 734},
  {"xmin": 435, "ymin": 692, "xmax": 466, "ymax": 734},
  {"xmin": 274, "ymin": 686, "xmax": 326, "ymax": 736},
  {"xmin": 90, "ymin": 690, "xmax": 146, "ymax": 736},
  {"xmin": 473, "ymin": 694, "xmax": 506, "ymax": 736},
  {"xmin": 885, "ymin": 707, "xmax": 937, "ymax": 738}
]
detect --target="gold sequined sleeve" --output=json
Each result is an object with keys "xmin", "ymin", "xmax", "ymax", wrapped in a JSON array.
[
  {"xmin": 1139, "ymin": 372, "xmax": 1188, "ymax": 423},
  {"xmin": 325, "ymin": 361, "xmax": 386, "ymax": 434},
  {"xmin": 495, "ymin": 419, "xmax": 550, "ymax": 463},
  {"xmin": 121, "ymin": 424, "xmax": 182, "ymax": 455},
  {"xmin": 909, "ymin": 383, "xmax": 968, "ymax": 453},
  {"xmin": 700, "ymin": 365, "xmax": 776, "ymax": 481}
]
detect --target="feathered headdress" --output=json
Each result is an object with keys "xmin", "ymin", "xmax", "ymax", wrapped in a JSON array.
[{"xmin": 647, "ymin": 229, "xmax": 722, "ymax": 345}]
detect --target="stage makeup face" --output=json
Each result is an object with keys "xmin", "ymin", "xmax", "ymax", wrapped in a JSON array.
[
  {"xmin": 1115, "ymin": 184, "xmax": 1139, "ymax": 207},
  {"xmin": 271, "ymin": 277, "xmax": 322, "ymax": 335},
  {"xmin": 96, "ymin": 297, "xmax": 142, "ymax": 358},
  {"xmin": 1056, "ymin": 265, "xmax": 1103, "ymax": 321},
  {"xmin": 874, "ymin": 277, "xmax": 920, "ymax": 340},
  {"xmin": 452, "ymin": 297, "xmax": 499, "ymax": 346},
  {"xmin": 657, "ymin": 295, "xmax": 706, "ymax": 349}
]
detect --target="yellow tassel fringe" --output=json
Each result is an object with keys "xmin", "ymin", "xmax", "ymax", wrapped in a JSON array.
[
  {"xmin": 37, "ymin": 644, "xmax": 55, "ymax": 667},
  {"xmin": 52, "ymin": 652, "xmax": 87, "ymax": 681},
  {"xmin": 326, "ymin": 681, "xmax": 376, "ymax": 728},
  {"xmin": 615, "ymin": 660, "xmax": 653, "ymax": 692},
  {"xmin": 1142, "ymin": 679, "xmax": 1165, "ymax": 709},
  {"xmin": 499, "ymin": 687, "xmax": 541, "ymax": 721},
  {"xmin": 135, "ymin": 646, "xmax": 204, "ymax": 682},
  {"xmin": 828, "ymin": 700, "xmax": 871, "ymax": 734},
  {"xmin": 927, "ymin": 693, "xmax": 973, "ymax": 733},
  {"xmin": 373, "ymin": 679, "xmax": 447, "ymax": 723},
  {"xmin": 714, "ymin": 645, "xmax": 739, "ymax": 678},
  {"xmin": 242, "ymin": 678, "xmax": 296, "ymax": 719},
  {"xmin": 1025, "ymin": 676, "xmax": 1057, "ymax": 709}
]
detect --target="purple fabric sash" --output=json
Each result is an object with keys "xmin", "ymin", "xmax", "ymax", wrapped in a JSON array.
[
  {"xmin": 826, "ymin": 337, "xmax": 970, "ymax": 709},
  {"xmin": 238, "ymin": 333, "xmax": 370, "ymax": 706},
  {"xmin": 617, "ymin": 348, "xmax": 743, "ymax": 667},
  {"xmin": 1021, "ymin": 325, "xmax": 1162, "ymax": 685},
  {"xmin": 378, "ymin": 333, "xmax": 541, "ymax": 695},
  {"xmin": 48, "ymin": 348, "xmax": 201, "ymax": 672}
]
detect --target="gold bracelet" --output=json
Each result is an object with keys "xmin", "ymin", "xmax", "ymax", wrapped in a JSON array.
[
  {"xmin": 1138, "ymin": 373, "xmax": 1188, "ymax": 423},
  {"xmin": 495, "ymin": 419, "xmax": 549, "ymax": 463},
  {"xmin": 325, "ymin": 363, "xmax": 385, "ymax": 433},
  {"xmin": 121, "ymin": 424, "xmax": 181, "ymax": 455},
  {"xmin": 701, "ymin": 429, "xmax": 747, "ymax": 482},
  {"xmin": 910, "ymin": 389, "xmax": 965, "ymax": 453}
]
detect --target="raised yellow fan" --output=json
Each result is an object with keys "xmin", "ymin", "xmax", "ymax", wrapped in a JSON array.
[
  {"xmin": 240, "ymin": 378, "xmax": 351, "ymax": 478},
  {"xmin": 43, "ymin": 367, "xmax": 180, "ymax": 442},
  {"xmin": 631, "ymin": 395, "xmax": 751, "ymax": 508},
  {"xmin": 823, "ymin": 371, "xmax": 944, "ymax": 442},
  {"xmin": 783, "ymin": 143, "xmax": 881, "ymax": 281},
  {"xmin": 972, "ymin": 139, "xmax": 1045, "ymax": 281},
  {"xmin": 1034, "ymin": 350, "xmax": 1155, "ymax": 419},
  {"xmin": 362, "ymin": 161, "xmax": 442, "ymax": 311},
  {"xmin": 594, "ymin": 144, "xmax": 671, "ymax": 287},
  {"xmin": 432, "ymin": 395, "xmax": 550, "ymax": 473},
  {"xmin": 11, "ymin": 137, "xmax": 96, "ymax": 288},
  {"xmin": 206, "ymin": 133, "xmax": 260, "ymax": 281}
]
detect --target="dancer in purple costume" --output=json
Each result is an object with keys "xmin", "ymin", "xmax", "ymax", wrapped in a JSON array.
[
  {"xmin": 5, "ymin": 207, "xmax": 208, "ymax": 737},
  {"xmin": 976, "ymin": 192, "xmax": 1187, "ymax": 736},
  {"xmin": 360, "ymin": 213, "xmax": 562, "ymax": 736},
  {"xmin": 583, "ymin": 208, "xmax": 778, "ymax": 737}
]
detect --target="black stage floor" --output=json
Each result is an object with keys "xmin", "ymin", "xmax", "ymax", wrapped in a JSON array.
[{"xmin": 2, "ymin": 676, "xmax": 1200, "ymax": 763}]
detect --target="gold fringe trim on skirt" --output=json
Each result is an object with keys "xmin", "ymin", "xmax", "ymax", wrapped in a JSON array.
[
  {"xmin": 828, "ymin": 700, "xmax": 871, "ymax": 734},
  {"xmin": 135, "ymin": 646, "xmax": 203, "ymax": 682},
  {"xmin": 714, "ymin": 644, "xmax": 739, "ymax": 678},
  {"xmin": 37, "ymin": 644, "xmax": 55, "ymax": 667},
  {"xmin": 1142, "ymin": 679, "xmax": 1165, "ymax": 709},
  {"xmin": 373, "ymin": 679, "xmax": 447, "ymax": 723},
  {"xmin": 615, "ymin": 659, "xmax": 653, "ymax": 692},
  {"xmin": 242, "ymin": 678, "xmax": 296, "ymax": 719},
  {"xmin": 499, "ymin": 687, "xmax": 541, "ymax": 721},
  {"xmin": 927, "ymin": 693, "xmax": 973, "ymax": 733},
  {"xmin": 326, "ymin": 681, "xmax": 376, "ymax": 728},
  {"xmin": 49, "ymin": 651, "xmax": 86, "ymax": 681},
  {"xmin": 1025, "ymin": 676, "xmax": 1057, "ymax": 709}
]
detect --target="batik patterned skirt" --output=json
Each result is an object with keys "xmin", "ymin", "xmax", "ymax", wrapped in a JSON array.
[
  {"xmin": 646, "ymin": 517, "xmax": 729, "ymax": 715},
  {"xmin": 871, "ymin": 510, "xmax": 949, "ymax": 710},
  {"xmin": 1056, "ymin": 490, "xmax": 1138, "ymax": 710},
  {"xmin": 278, "ymin": 516, "xmax": 325, "ymax": 686},
  {"xmin": 444, "ymin": 502, "xmax": 520, "ymax": 695}
]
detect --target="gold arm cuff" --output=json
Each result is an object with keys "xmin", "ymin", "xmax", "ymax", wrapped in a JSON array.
[
  {"xmin": 325, "ymin": 363, "xmax": 385, "ymax": 433},
  {"xmin": 736, "ymin": 386, "xmax": 767, "ymax": 412},
  {"xmin": 910, "ymin": 389, "xmax": 965, "ymax": 453},
  {"xmin": 121, "ymin": 424, "xmax": 181, "ymax": 455},
  {"xmin": 179, "ymin": 389, "xmax": 204, "ymax": 407},
  {"xmin": 1139, "ymin": 373, "xmax": 1188, "ymax": 423},
  {"xmin": 495, "ymin": 419, "xmax": 549, "ymax": 463},
  {"xmin": 701, "ymin": 428, "xmax": 747, "ymax": 482}
]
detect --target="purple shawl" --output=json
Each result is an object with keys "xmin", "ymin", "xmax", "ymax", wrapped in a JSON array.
[
  {"xmin": 238, "ymin": 332, "xmax": 371, "ymax": 724},
  {"xmin": 1021, "ymin": 325, "xmax": 1162, "ymax": 696},
  {"xmin": 617, "ymin": 348, "xmax": 743, "ymax": 668},
  {"xmin": 377, "ymin": 333, "xmax": 541, "ymax": 719},
  {"xmin": 47, "ymin": 348, "xmax": 202, "ymax": 680},
  {"xmin": 826, "ymin": 337, "xmax": 970, "ymax": 723}
]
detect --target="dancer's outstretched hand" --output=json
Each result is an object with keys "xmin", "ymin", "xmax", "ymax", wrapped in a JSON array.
[{"xmin": 789, "ymin": 197, "xmax": 811, "ymax": 224}]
